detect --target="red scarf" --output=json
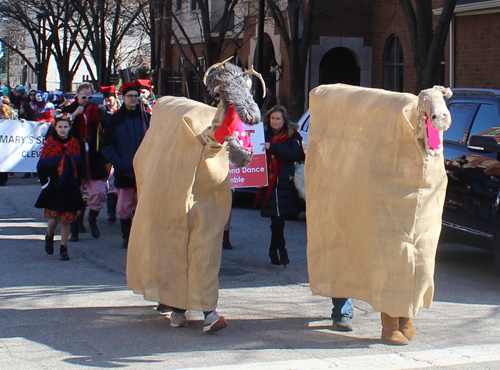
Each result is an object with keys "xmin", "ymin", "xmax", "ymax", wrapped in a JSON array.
[
  {"xmin": 41, "ymin": 136, "xmax": 80, "ymax": 180},
  {"xmin": 255, "ymin": 131, "xmax": 290, "ymax": 206}
]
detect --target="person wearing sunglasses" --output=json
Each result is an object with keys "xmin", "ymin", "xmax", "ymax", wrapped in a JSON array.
[
  {"xmin": 102, "ymin": 81, "xmax": 150, "ymax": 249},
  {"xmin": 62, "ymin": 82, "xmax": 109, "ymax": 242}
]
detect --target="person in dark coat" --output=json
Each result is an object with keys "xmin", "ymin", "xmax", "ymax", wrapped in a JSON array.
[
  {"xmin": 63, "ymin": 83, "xmax": 108, "ymax": 241},
  {"xmin": 35, "ymin": 112, "xmax": 84, "ymax": 261},
  {"xmin": 101, "ymin": 81, "xmax": 150, "ymax": 248},
  {"xmin": 255, "ymin": 105, "xmax": 305, "ymax": 267}
]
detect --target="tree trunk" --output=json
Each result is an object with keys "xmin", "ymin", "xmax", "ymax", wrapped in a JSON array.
[
  {"xmin": 58, "ymin": 70, "xmax": 74, "ymax": 92},
  {"xmin": 37, "ymin": 65, "xmax": 48, "ymax": 91},
  {"xmin": 288, "ymin": 44, "xmax": 305, "ymax": 120}
]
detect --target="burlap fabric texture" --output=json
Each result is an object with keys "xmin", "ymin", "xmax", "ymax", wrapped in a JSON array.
[
  {"xmin": 306, "ymin": 84, "xmax": 447, "ymax": 318},
  {"xmin": 127, "ymin": 96, "xmax": 231, "ymax": 311}
]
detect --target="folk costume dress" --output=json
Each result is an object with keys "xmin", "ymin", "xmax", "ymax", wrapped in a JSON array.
[{"xmin": 35, "ymin": 132, "xmax": 85, "ymax": 223}]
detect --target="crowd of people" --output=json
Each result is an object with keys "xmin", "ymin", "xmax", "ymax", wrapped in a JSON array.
[{"xmin": 30, "ymin": 81, "xmax": 154, "ymax": 262}]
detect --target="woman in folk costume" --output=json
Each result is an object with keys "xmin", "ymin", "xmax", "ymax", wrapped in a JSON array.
[
  {"xmin": 305, "ymin": 84, "xmax": 453, "ymax": 345},
  {"xmin": 126, "ymin": 59, "xmax": 263, "ymax": 333},
  {"xmin": 35, "ymin": 112, "xmax": 85, "ymax": 261},
  {"xmin": 255, "ymin": 105, "xmax": 305, "ymax": 267}
]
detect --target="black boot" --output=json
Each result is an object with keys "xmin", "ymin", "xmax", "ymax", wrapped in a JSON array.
[
  {"xmin": 270, "ymin": 217, "xmax": 287, "ymax": 267},
  {"xmin": 60, "ymin": 244, "xmax": 70, "ymax": 261},
  {"xmin": 107, "ymin": 193, "xmax": 118, "ymax": 222},
  {"xmin": 269, "ymin": 248, "xmax": 281, "ymax": 265},
  {"xmin": 79, "ymin": 208, "xmax": 87, "ymax": 233},
  {"xmin": 88, "ymin": 209, "xmax": 100, "ymax": 239},
  {"xmin": 222, "ymin": 230, "xmax": 233, "ymax": 250},
  {"xmin": 69, "ymin": 220, "xmax": 79, "ymax": 242},
  {"xmin": 278, "ymin": 248, "xmax": 290, "ymax": 268},
  {"xmin": 45, "ymin": 233, "xmax": 54, "ymax": 255},
  {"xmin": 120, "ymin": 218, "xmax": 132, "ymax": 249}
]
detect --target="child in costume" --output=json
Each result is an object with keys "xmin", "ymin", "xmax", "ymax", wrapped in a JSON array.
[{"xmin": 35, "ymin": 112, "xmax": 84, "ymax": 261}]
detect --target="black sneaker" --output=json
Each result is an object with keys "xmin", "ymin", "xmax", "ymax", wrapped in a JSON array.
[{"xmin": 156, "ymin": 304, "xmax": 172, "ymax": 314}]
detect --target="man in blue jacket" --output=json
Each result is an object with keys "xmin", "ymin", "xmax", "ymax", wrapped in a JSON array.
[{"xmin": 101, "ymin": 81, "xmax": 150, "ymax": 248}]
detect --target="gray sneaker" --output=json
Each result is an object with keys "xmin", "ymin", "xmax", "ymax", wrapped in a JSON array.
[
  {"xmin": 170, "ymin": 312, "xmax": 188, "ymax": 327},
  {"xmin": 332, "ymin": 317, "xmax": 353, "ymax": 331},
  {"xmin": 203, "ymin": 311, "xmax": 227, "ymax": 333}
]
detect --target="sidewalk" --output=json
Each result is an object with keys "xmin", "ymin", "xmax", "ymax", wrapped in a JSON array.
[{"xmin": 1, "ymin": 174, "xmax": 500, "ymax": 370}]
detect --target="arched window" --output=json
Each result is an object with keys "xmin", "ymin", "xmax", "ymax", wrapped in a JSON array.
[{"xmin": 384, "ymin": 35, "xmax": 404, "ymax": 92}]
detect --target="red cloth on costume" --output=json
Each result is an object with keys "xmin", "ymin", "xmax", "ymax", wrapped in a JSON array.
[
  {"xmin": 214, "ymin": 104, "xmax": 240, "ymax": 144},
  {"xmin": 77, "ymin": 104, "xmax": 100, "ymax": 138},
  {"xmin": 37, "ymin": 109, "xmax": 54, "ymax": 124}
]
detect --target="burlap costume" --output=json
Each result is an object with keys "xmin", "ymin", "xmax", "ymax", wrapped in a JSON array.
[
  {"xmin": 127, "ymin": 96, "xmax": 231, "ymax": 311},
  {"xmin": 306, "ymin": 84, "xmax": 447, "ymax": 318}
]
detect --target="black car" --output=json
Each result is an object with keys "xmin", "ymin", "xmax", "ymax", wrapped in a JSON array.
[{"xmin": 441, "ymin": 88, "xmax": 500, "ymax": 275}]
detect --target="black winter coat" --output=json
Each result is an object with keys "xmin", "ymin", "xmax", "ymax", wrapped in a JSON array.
[
  {"xmin": 259, "ymin": 127, "xmax": 304, "ymax": 219},
  {"xmin": 35, "ymin": 134, "xmax": 85, "ymax": 212},
  {"xmin": 101, "ymin": 105, "xmax": 150, "ymax": 188},
  {"xmin": 63, "ymin": 101, "xmax": 108, "ymax": 180}
]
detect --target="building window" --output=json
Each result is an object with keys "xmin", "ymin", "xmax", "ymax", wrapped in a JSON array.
[
  {"xmin": 191, "ymin": 0, "xmax": 200, "ymax": 11},
  {"xmin": 176, "ymin": 0, "xmax": 182, "ymax": 10},
  {"xmin": 198, "ymin": 57, "xmax": 206, "ymax": 73},
  {"xmin": 384, "ymin": 35, "xmax": 404, "ymax": 92}
]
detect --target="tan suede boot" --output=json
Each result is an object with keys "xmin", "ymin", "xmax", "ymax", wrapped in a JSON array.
[
  {"xmin": 399, "ymin": 317, "xmax": 416, "ymax": 340},
  {"xmin": 381, "ymin": 313, "xmax": 410, "ymax": 345}
]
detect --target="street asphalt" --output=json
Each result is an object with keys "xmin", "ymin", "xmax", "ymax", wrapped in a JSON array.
[{"xmin": 1, "ymin": 173, "xmax": 500, "ymax": 370}]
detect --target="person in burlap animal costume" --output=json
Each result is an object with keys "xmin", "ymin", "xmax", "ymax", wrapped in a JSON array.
[
  {"xmin": 306, "ymin": 84, "xmax": 452, "ymax": 345},
  {"xmin": 126, "ymin": 59, "xmax": 264, "ymax": 333}
]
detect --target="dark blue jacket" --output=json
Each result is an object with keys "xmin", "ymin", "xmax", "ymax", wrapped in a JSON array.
[
  {"xmin": 259, "ymin": 127, "xmax": 304, "ymax": 219},
  {"xmin": 102, "ymin": 105, "xmax": 150, "ymax": 188}
]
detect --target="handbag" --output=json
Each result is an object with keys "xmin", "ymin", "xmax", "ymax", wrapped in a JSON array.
[{"xmin": 294, "ymin": 162, "xmax": 306, "ymax": 201}]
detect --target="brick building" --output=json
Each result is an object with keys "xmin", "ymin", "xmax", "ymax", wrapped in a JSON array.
[{"xmin": 162, "ymin": 0, "xmax": 500, "ymax": 115}]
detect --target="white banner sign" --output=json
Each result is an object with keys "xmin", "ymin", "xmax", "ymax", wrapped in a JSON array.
[{"xmin": 0, "ymin": 120, "xmax": 49, "ymax": 172}]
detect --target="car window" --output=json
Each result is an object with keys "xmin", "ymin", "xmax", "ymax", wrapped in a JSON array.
[
  {"xmin": 301, "ymin": 115, "xmax": 310, "ymax": 133},
  {"xmin": 468, "ymin": 104, "xmax": 500, "ymax": 144},
  {"xmin": 444, "ymin": 102, "xmax": 477, "ymax": 144}
]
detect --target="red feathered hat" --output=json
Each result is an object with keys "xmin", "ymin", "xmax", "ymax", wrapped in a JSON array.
[
  {"xmin": 136, "ymin": 79, "xmax": 152, "ymax": 89},
  {"xmin": 120, "ymin": 81, "xmax": 140, "ymax": 95},
  {"xmin": 100, "ymin": 85, "xmax": 116, "ymax": 98}
]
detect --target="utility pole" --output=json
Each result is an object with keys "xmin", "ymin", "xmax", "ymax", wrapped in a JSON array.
[{"xmin": 255, "ymin": 0, "xmax": 265, "ymax": 107}]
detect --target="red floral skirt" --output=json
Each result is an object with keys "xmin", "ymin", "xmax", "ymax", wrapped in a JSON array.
[{"xmin": 44, "ymin": 209, "xmax": 77, "ymax": 223}]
